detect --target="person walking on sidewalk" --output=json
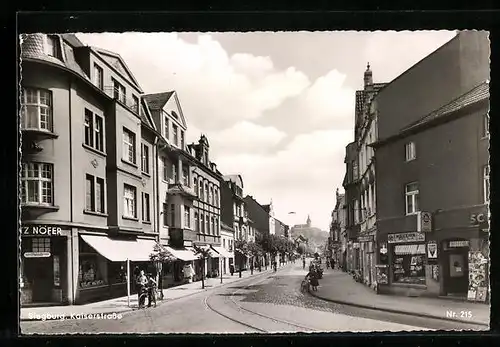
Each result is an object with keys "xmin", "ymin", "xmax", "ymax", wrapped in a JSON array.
[
  {"xmin": 136, "ymin": 270, "xmax": 148, "ymax": 308},
  {"xmin": 302, "ymin": 258, "xmax": 306, "ymax": 269},
  {"xmin": 146, "ymin": 273, "xmax": 157, "ymax": 307}
]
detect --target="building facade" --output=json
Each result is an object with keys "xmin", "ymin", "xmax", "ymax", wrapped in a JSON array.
[
  {"xmin": 354, "ymin": 64, "xmax": 387, "ymax": 289},
  {"xmin": 372, "ymin": 31, "xmax": 490, "ymax": 301},
  {"xmin": 329, "ymin": 189, "xmax": 347, "ymax": 270},
  {"xmin": 20, "ymin": 33, "xmax": 159, "ymax": 306}
]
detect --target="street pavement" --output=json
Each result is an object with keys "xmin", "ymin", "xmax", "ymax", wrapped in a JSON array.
[
  {"xmin": 310, "ymin": 266, "xmax": 490, "ymax": 327},
  {"xmin": 21, "ymin": 261, "xmax": 487, "ymax": 334}
]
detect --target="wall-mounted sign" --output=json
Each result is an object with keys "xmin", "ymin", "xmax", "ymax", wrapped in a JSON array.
[
  {"xmin": 449, "ymin": 240, "xmax": 469, "ymax": 248},
  {"xmin": 417, "ymin": 211, "xmax": 433, "ymax": 232},
  {"xmin": 24, "ymin": 251, "xmax": 51, "ymax": 258},
  {"xmin": 22, "ymin": 226, "xmax": 63, "ymax": 236},
  {"xmin": 470, "ymin": 213, "xmax": 487, "ymax": 225},
  {"xmin": 358, "ymin": 235, "xmax": 374, "ymax": 243},
  {"xmin": 427, "ymin": 241, "xmax": 438, "ymax": 259},
  {"xmin": 388, "ymin": 232, "xmax": 425, "ymax": 244}
]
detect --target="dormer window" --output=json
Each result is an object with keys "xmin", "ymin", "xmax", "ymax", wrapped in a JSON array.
[{"xmin": 46, "ymin": 35, "xmax": 60, "ymax": 59}]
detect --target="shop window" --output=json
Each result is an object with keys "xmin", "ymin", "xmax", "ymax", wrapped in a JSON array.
[
  {"xmin": 32, "ymin": 237, "xmax": 50, "ymax": 252},
  {"xmin": 53, "ymin": 255, "xmax": 60, "ymax": 286},
  {"xmin": 108, "ymin": 262, "xmax": 126, "ymax": 285},
  {"xmin": 392, "ymin": 244, "xmax": 426, "ymax": 285},
  {"xmin": 79, "ymin": 256, "xmax": 106, "ymax": 288}
]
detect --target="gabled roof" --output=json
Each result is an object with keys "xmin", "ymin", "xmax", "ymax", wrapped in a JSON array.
[
  {"xmin": 401, "ymin": 82, "xmax": 489, "ymax": 132},
  {"xmin": 90, "ymin": 47, "xmax": 143, "ymax": 93},
  {"xmin": 143, "ymin": 92, "xmax": 175, "ymax": 110},
  {"xmin": 223, "ymin": 174, "xmax": 243, "ymax": 188},
  {"xmin": 140, "ymin": 97, "xmax": 157, "ymax": 131}
]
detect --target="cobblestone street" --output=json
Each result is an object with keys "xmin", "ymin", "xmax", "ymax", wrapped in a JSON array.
[{"xmin": 21, "ymin": 263, "xmax": 485, "ymax": 334}]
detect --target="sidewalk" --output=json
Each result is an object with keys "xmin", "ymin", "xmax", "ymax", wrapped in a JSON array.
[
  {"xmin": 310, "ymin": 268, "xmax": 490, "ymax": 327},
  {"xmin": 21, "ymin": 268, "xmax": 275, "ymax": 321}
]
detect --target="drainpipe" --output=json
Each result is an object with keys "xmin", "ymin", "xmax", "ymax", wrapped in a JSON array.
[{"xmin": 68, "ymin": 79, "xmax": 75, "ymax": 305}]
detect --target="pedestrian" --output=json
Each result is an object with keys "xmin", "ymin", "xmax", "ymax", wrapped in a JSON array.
[
  {"xmin": 326, "ymin": 259, "xmax": 330, "ymax": 269},
  {"xmin": 146, "ymin": 273, "xmax": 157, "ymax": 307},
  {"xmin": 331, "ymin": 258, "xmax": 335, "ymax": 270},
  {"xmin": 229, "ymin": 264, "xmax": 235, "ymax": 276},
  {"xmin": 302, "ymin": 258, "xmax": 306, "ymax": 269},
  {"xmin": 136, "ymin": 270, "xmax": 148, "ymax": 308},
  {"xmin": 305, "ymin": 267, "xmax": 319, "ymax": 291}
]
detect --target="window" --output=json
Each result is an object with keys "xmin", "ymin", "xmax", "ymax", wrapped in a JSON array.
[
  {"xmin": 85, "ymin": 174, "xmax": 105, "ymax": 213},
  {"xmin": 209, "ymin": 187, "xmax": 213, "ymax": 205},
  {"xmin": 21, "ymin": 162, "xmax": 53, "ymax": 205},
  {"xmin": 173, "ymin": 125, "xmax": 178, "ymax": 146},
  {"xmin": 113, "ymin": 79, "xmax": 126, "ymax": 103},
  {"xmin": 223, "ymin": 239, "xmax": 226, "ymax": 248},
  {"xmin": 21, "ymin": 88, "xmax": 53, "ymax": 132},
  {"xmin": 172, "ymin": 163, "xmax": 177, "ymax": 182},
  {"xmin": 181, "ymin": 131, "xmax": 185, "ymax": 150},
  {"xmin": 170, "ymin": 204, "xmax": 175, "ymax": 226},
  {"xmin": 46, "ymin": 35, "xmax": 59, "ymax": 57},
  {"xmin": 405, "ymin": 182, "xmax": 420, "ymax": 215},
  {"xmin": 32, "ymin": 237, "xmax": 51, "ymax": 252},
  {"xmin": 142, "ymin": 193, "xmax": 151, "ymax": 222},
  {"xmin": 199, "ymin": 179, "xmax": 204, "ymax": 199},
  {"xmin": 141, "ymin": 143, "xmax": 150, "ymax": 174},
  {"xmin": 83, "ymin": 109, "xmax": 104, "ymax": 152},
  {"xmin": 164, "ymin": 116, "xmax": 169, "ymax": 140},
  {"xmin": 93, "ymin": 64, "xmax": 103, "ymax": 90},
  {"xmin": 483, "ymin": 113, "xmax": 490, "ymax": 138},
  {"xmin": 194, "ymin": 212, "xmax": 199, "ymax": 231},
  {"xmin": 200, "ymin": 214, "xmax": 205, "ymax": 233},
  {"xmin": 182, "ymin": 165, "xmax": 189, "ymax": 186},
  {"xmin": 205, "ymin": 215, "xmax": 210, "ymax": 234},
  {"xmin": 211, "ymin": 217, "xmax": 215, "ymax": 235},
  {"xmin": 483, "ymin": 165, "xmax": 490, "ymax": 204},
  {"xmin": 214, "ymin": 189, "xmax": 219, "ymax": 207},
  {"xmin": 123, "ymin": 184, "xmax": 137, "ymax": 218},
  {"xmin": 392, "ymin": 244, "xmax": 426, "ymax": 285},
  {"xmin": 162, "ymin": 157, "xmax": 168, "ymax": 181},
  {"xmin": 405, "ymin": 142, "xmax": 416, "ymax": 161},
  {"xmin": 205, "ymin": 183, "xmax": 209, "ymax": 203},
  {"xmin": 193, "ymin": 177, "xmax": 198, "ymax": 195},
  {"xmin": 132, "ymin": 95, "xmax": 139, "ymax": 114},
  {"xmin": 233, "ymin": 202, "xmax": 237, "ymax": 216},
  {"xmin": 184, "ymin": 206, "xmax": 191, "ymax": 228},
  {"xmin": 122, "ymin": 128, "xmax": 136, "ymax": 164},
  {"xmin": 163, "ymin": 203, "xmax": 168, "ymax": 226}
]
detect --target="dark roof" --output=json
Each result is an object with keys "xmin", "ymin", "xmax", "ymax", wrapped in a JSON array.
[
  {"xmin": 262, "ymin": 204, "xmax": 270, "ymax": 213},
  {"xmin": 61, "ymin": 34, "xmax": 85, "ymax": 48},
  {"xmin": 401, "ymin": 82, "xmax": 489, "ymax": 132},
  {"xmin": 143, "ymin": 92, "xmax": 175, "ymax": 110}
]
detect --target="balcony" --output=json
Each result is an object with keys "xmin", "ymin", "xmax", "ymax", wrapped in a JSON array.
[
  {"xmin": 169, "ymin": 227, "xmax": 197, "ymax": 248},
  {"xmin": 167, "ymin": 182, "xmax": 197, "ymax": 199},
  {"xmin": 103, "ymin": 86, "xmax": 140, "ymax": 115}
]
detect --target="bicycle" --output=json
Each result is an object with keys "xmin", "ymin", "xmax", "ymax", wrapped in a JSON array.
[{"xmin": 138, "ymin": 286, "xmax": 157, "ymax": 309}]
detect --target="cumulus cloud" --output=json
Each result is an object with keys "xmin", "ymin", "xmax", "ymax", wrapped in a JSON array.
[{"xmin": 77, "ymin": 33, "xmax": 310, "ymax": 131}]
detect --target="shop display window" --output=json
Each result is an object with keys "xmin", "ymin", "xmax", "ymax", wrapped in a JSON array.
[
  {"xmin": 79, "ymin": 255, "xmax": 107, "ymax": 288},
  {"xmin": 32, "ymin": 237, "xmax": 50, "ymax": 252},
  {"xmin": 392, "ymin": 244, "xmax": 426, "ymax": 285},
  {"xmin": 108, "ymin": 261, "xmax": 126, "ymax": 284}
]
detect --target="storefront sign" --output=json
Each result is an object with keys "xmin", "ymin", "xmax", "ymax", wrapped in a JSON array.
[
  {"xmin": 24, "ymin": 251, "xmax": 51, "ymax": 258},
  {"xmin": 22, "ymin": 225, "xmax": 63, "ymax": 236},
  {"xmin": 358, "ymin": 236, "xmax": 374, "ymax": 243},
  {"xmin": 449, "ymin": 240, "xmax": 469, "ymax": 248},
  {"xmin": 427, "ymin": 241, "xmax": 438, "ymax": 259},
  {"xmin": 470, "ymin": 213, "xmax": 487, "ymax": 225},
  {"xmin": 417, "ymin": 211, "xmax": 432, "ymax": 232},
  {"xmin": 388, "ymin": 232, "xmax": 425, "ymax": 244}
]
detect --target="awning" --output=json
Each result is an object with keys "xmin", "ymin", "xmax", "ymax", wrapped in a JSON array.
[
  {"xmin": 394, "ymin": 244, "xmax": 426, "ymax": 255},
  {"xmin": 164, "ymin": 246, "xmax": 199, "ymax": 262},
  {"xmin": 211, "ymin": 246, "xmax": 234, "ymax": 259},
  {"xmin": 80, "ymin": 235, "xmax": 157, "ymax": 262}
]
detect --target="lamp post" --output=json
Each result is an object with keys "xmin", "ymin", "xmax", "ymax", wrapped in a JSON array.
[{"xmin": 154, "ymin": 260, "xmax": 163, "ymax": 300}]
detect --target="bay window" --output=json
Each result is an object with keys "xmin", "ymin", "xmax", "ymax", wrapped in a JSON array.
[
  {"xmin": 21, "ymin": 162, "xmax": 53, "ymax": 205},
  {"xmin": 21, "ymin": 88, "xmax": 53, "ymax": 132},
  {"xmin": 182, "ymin": 165, "xmax": 189, "ymax": 186},
  {"xmin": 184, "ymin": 206, "xmax": 191, "ymax": 228}
]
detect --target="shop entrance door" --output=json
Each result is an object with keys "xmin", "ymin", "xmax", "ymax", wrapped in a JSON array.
[
  {"xmin": 444, "ymin": 248, "xmax": 469, "ymax": 295},
  {"xmin": 31, "ymin": 258, "xmax": 53, "ymax": 302}
]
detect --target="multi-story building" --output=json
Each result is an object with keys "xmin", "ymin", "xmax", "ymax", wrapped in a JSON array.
[
  {"xmin": 343, "ymin": 142, "xmax": 361, "ymax": 273},
  {"xmin": 244, "ymin": 195, "xmax": 271, "ymax": 266},
  {"xmin": 220, "ymin": 222, "xmax": 235, "ymax": 274},
  {"xmin": 221, "ymin": 175, "xmax": 252, "ymax": 270},
  {"xmin": 329, "ymin": 189, "xmax": 347, "ymax": 269},
  {"xmin": 372, "ymin": 31, "xmax": 489, "ymax": 301},
  {"xmin": 20, "ymin": 33, "xmax": 159, "ymax": 306},
  {"xmin": 354, "ymin": 64, "xmax": 387, "ymax": 288},
  {"xmin": 262, "ymin": 202, "xmax": 276, "ymax": 235}
]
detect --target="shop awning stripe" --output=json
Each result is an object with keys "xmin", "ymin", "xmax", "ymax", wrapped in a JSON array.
[
  {"xmin": 164, "ymin": 246, "xmax": 199, "ymax": 262},
  {"xmin": 80, "ymin": 235, "xmax": 157, "ymax": 262}
]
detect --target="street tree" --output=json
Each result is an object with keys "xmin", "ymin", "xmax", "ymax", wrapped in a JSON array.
[
  {"xmin": 193, "ymin": 245, "xmax": 212, "ymax": 289},
  {"xmin": 234, "ymin": 239, "xmax": 248, "ymax": 278},
  {"xmin": 246, "ymin": 241, "xmax": 263, "ymax": 274},
  {"xmin": 149, "ymin": 242, "xmax": 176, "ymax": 299}
]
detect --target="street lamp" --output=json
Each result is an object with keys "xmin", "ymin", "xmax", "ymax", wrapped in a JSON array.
[{"xmin": 154, "ymin": 260, "xmax": 163, "ymax": 300}]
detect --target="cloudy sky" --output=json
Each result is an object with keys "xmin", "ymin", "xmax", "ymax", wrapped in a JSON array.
[{"xmin": 77, "ymin": 31, "xmax": 456, "ymax": 231}]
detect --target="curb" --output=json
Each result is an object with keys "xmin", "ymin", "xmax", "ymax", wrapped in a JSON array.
[
  {"xmin": 308, "ymin": 290, "xmax": 489, "ymax": 328},
  {"xmin": 21, "ymin": 268, "xmax": 278, "ymax": 322}
]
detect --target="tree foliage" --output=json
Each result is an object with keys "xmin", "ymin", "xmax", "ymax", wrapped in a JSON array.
[{"xmin": 149, "ymin": 242, "xmax": 176, "ymax": 263}]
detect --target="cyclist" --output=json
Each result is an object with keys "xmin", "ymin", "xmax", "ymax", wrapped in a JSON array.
[
  {"xmin": 136, "ymin": 270, "xmax": 148, "ymax": 308},
  {"xmin": 146, "ymin": 273, "xmax": 157, "ymax": 308}
]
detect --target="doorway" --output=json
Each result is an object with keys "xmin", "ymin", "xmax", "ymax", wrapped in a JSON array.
[
  {"xmin": 29, "ymin": 258, "xmax": 53, "ymax": 302},
  {"xmin": 443, "ymin": 245, "xmax": 469, "ymax": 296}
]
